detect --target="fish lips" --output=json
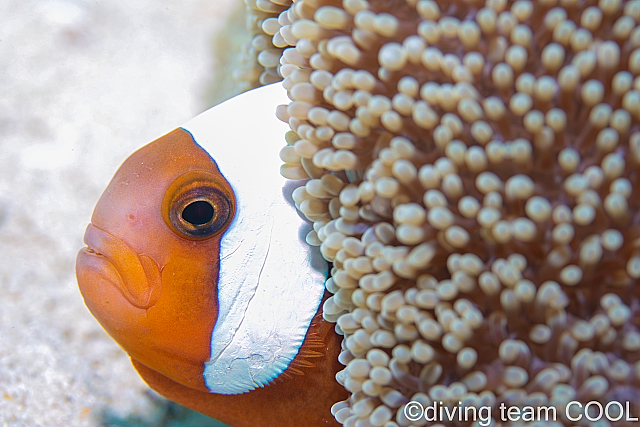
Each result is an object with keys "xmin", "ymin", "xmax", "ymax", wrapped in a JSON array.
[{"xmin": 76, "ymin": 223, "xmax": 161, "ymax": 313}]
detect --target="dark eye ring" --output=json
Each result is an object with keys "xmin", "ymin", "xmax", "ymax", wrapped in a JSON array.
[
  {"xmin": 170, "ymin": 189, "xmax": 231, "ymax": 238},
  {"xmin": 162, "ymin": 171, "xmax": 234, "ymax": 240}
]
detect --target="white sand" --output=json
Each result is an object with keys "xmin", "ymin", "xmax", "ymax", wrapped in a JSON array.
[{"xmin": 0, "ymin": 0, "xmax": 245, "ymax": 424}]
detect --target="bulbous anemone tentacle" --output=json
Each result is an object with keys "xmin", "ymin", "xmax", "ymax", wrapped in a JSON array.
[{"xmin": 272, "ymin": 1, "xmax": 640, "ymax": 426}]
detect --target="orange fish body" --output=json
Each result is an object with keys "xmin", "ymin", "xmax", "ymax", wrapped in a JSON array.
[{"xmin": 76, "ymin": 84, "xmax": 347, "ymax": 426}]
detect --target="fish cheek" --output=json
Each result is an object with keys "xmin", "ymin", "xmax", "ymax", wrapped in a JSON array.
[{"xmin": 136, "ymin": 252, "xmax": 220, "ymax": 392}]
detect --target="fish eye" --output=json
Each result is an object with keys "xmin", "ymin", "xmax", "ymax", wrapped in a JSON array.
[
  {"xmin": 182, "ymin": 200, "xmax": 214, "ymax": 226},
  {"xmin": 171, "ymin": 189, "xmax": 231, "ymax": 239},
  {"xmin": 162, "ymin": 171, "xmax": 235, "ymax": 240}
]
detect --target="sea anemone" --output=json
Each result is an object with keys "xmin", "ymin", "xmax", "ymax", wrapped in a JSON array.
[{"xmin": 252, "ymin": 1, "xmax": 640, "ymax": 426}]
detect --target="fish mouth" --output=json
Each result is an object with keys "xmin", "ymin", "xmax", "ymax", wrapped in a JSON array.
[{"xmin": 76, "ymin": 224, "xmax": 161, "ymax": 309}]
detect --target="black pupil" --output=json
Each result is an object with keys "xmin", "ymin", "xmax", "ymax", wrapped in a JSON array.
[{"xmin": 182, "ymin": 201, "xmax": 214, "ymax": 226}]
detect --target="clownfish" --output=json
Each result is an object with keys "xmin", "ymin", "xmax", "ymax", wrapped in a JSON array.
[{"xmin": 76, "ymin": 84, "xmax": 348, "ymax": 427}]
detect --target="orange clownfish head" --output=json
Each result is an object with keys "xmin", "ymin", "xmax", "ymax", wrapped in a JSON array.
[{"xmin": 76, "ymin": 84, "xmax": 328, "ymax": 395}]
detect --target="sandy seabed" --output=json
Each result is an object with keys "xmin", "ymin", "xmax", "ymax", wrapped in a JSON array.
[{"xmin": 0, "ymin": 0, "xmax": 246, "ymax": 425}]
